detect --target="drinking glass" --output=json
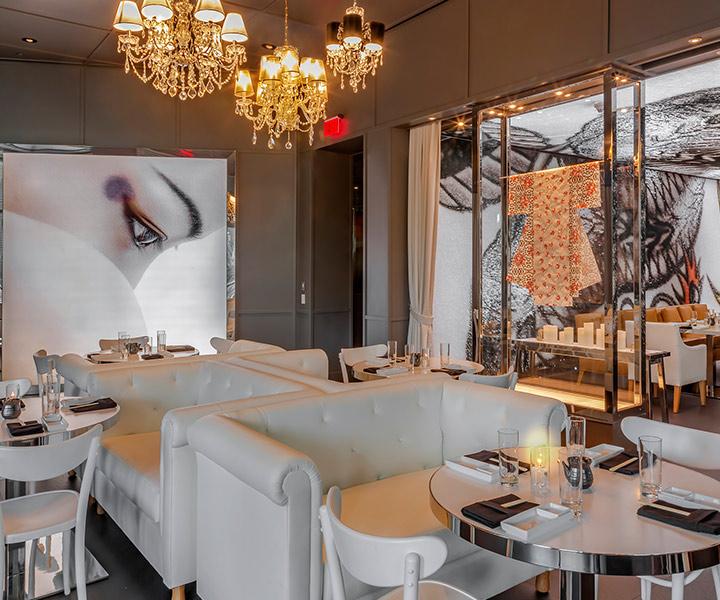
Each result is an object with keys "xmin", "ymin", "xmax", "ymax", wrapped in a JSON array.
[
  {"xmin": 119, "ymin": 333, "xmax": 130, "ymax": 360},
  {"xmin": 440, "ymin": 343, "xmax": 450, "ymax": 367},
  {"xmin": 41, "ymin": 374, "xmax": 61, "ymax": 421},
  {"xmin": 566, "ymin": 415, "xmax": 586, "ymax": 457},
  {"xmin": 157, "ymin": 330, "xmax": 167, "ymax": 352},
  {"xmin": 404, "ymin": 344, "xmax": 414, "ymax": 367},
  {"xmin": 421, "ymin": 347, "xmax": 429, "ymax": 369},
  {"xmin": 146, "ymin": 336, "xmax": 153, "ymax": 354},
  {"xmin": 387, "ymin": 341, "xmax": 397, "ymax": 366},
  {"xmin": 639, "ymin": 435, "xmax": 662, "ymax": 500},
  {"xmin": 5, "ymin": 383, "xmax": 20, "ymax": 400},
  {"xmin": 117, "ymin": 331, "xmax": 127, "ymax": 353},
  {"xmin": 558, "ymin": 448, "xmax": 583, "ymax": 516},
  {"xmin": 498, "ymin": 428, "xmax": 520, "ymax": 487}
]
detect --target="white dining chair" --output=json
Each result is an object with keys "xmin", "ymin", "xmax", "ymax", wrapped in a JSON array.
[
  {"xmin": 33, "ymin": 349, "xmax": 60, "ymax": 381},
  {"xmin": 0, "ymin": 378, "xmax": 31, "ymax": 399},
  {"xmin": 458, "ymin": 371, "xmax": 518, "ymax": 390},
  {"xmin": 621, "ymin": 416, "xmax": 720, "ymax": 600},
  {"xmin": 0, "ymin": 425, "xmax": 102, "ymax": 600},
  {"xmin": 210, "ymin": 337, "xmax": 234, "ymax": 354},
  {"xmin": 338, "ymin": 344, "xmax": 388, "ymax": 383},
  {"xmin": 646, "ymin": 322, "xmax": 706, "ymax": 413},
  {"xmin": 98, "ymin": 336, "xmax": 148, "ymax": 351},
  {"xmin": 320, "ymin": 486, "xmax": 478, "ymax": 600}
]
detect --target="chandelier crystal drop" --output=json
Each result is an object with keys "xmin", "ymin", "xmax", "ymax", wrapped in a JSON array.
[
  {"xmin": 326, "ymin": 1, "xmax": 384, "ymax": 93},
  {"xmin": 112, "ymin": 0, "xmax": 248, "ymax": 100},
  {"xmin": 234, "ymin": 0, "xmax": 328, "ymax": 149}
]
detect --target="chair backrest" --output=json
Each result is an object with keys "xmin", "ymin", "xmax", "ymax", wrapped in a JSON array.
[
  {"xmin": 33, "ymin": 349, "xmax": 60, "ymax": 378},
  {"xmin": 458, "ymin": 371, "xmax": 518, "ymax": 390},
  {"xmin": 646, "ymin": 322, "xmax": 684, "ymax": 352},
  {"xmin": 659, "ymin": 306, "xmax": 682, "ymax": 323},
  {"xmin": 210, "ymin": 337, "xmax": 234, "ymax": 354},
  {"xmin": 0, "ymin": 425, "xmax": 102, "ymax": 482},
  {"xmin": 338, "ymin": 344, "xmax": 387, "ymax": 383},
  {"xmin": 227, "ymin": 339, "xmax": 284, "ymax": 354},
  {"xmin": 320, "ymin": 486, "xmax": 447, "ymax": 600},
  {"xmin": 621, "ymin": 416, "xmax": 720, "ymax": 470},
  {"xmin": 99, "ymin": 336, "xmax": 148, "ymax": 351},
  {"xmin": 0, "ymin": 378, "xmax": 31, "ymax": 399}
]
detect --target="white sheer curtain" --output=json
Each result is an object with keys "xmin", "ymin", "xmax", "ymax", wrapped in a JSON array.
[{"xmin": 407, "ymin": 121, "xmax": 441, "ymax": 350}]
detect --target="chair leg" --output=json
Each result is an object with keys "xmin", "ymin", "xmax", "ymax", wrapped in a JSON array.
[
  {"xmin": 712, "ymin": 565, "xmax": 720, "ymax": 599},
  {"xmin": 96, "ymin": 503, "xmax": 105, "ymax": 516},
  {"xmin": 535, "ymin": 571, "xmax": 550, "ymax": 593},
  {"xmin": 673, "ymin": 386, "xmax": 682, "ymax": 413},
  {"xmin": 576, "ymin": 371, "xmax": 584, "ymax": 385},
  {"xmin": 640, "ymin": 577, "xmax": 652, "ymax": 600},
  {"xmin": 62, "ymin": 530, "xmax": 71, "ymax": 596},
  {"xmin": 700, "ymin": 382, "xmax": 707, "ymax": 406},
  {"xmin": 28, "ymin": 539, "xmax": 37, "ymax": 598},
  {"xmin": 172, "ymin": 586, "xmax": 186, "ymax": 600},
  {"xmin": 75, "ymin": 525, "xmax": 87, "ymax": 600},
  {"xmin": 671, "ymin": 573, "xmax": 684, "ymax": 600}
]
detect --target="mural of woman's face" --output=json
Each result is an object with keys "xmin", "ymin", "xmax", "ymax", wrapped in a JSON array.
[{"xmin": 5, "ymin": 154, "xmax": 225, "ymax": 287}]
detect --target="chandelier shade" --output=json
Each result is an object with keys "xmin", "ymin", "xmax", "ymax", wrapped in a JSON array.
[
  {"xmin": 112, "ymin": 0, "xmax": 247, "ymax": 100},
  {"xmin": 326, "ymin": 1, "xmax": 385, "ymax": 93},
  {"xmin": 235, "ymin": 0, "xmax": 328, "ymax": 149}
]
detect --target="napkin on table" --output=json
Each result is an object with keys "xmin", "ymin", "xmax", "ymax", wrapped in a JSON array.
[
  {"xmin": 638, "ymin": 501, "xmax": 720, "ymax": 535},
  {"xmin": 431, "ymin": 368, "xmax": 467, "ymax": 377},
  {"xmin": 598, "ymin": 450, "xmax": 644, "ymax": 475},
  {"xmin": 464, "ymin": 450, "xmax": 531, "ymax": 472},
  {"xmin": 69, "ymin": 397, "xmax": 118, "ymax": 413},
  {"xmin": 7, "ymin": 421, "xmax": 44, "ymax": 436},
  {"xmin": 461, "ymin": 494, "xmax": 538, "ymax": 528}
]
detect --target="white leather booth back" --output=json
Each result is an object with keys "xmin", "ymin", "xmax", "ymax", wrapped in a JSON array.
[
  {"xmin": 225, "ymin": 379, "xmax": 447, "ymax": 492},
  {"xmin": 237, "ymin": 349, "xmax": 330, "ymax": 379},
  {"xmin": 89, "ymin": 360, "xmax": 307, "ymax": 437}
]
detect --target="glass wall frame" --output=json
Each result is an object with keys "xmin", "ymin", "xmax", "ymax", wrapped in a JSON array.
[{"xmin": 471, "ymin": 66, "xmax": 648, "ymax": 421}]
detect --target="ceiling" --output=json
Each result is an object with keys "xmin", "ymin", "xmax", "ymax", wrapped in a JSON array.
[{"xmin": 0, "ymin": 0, "xmax": 438, "ymax": 67}]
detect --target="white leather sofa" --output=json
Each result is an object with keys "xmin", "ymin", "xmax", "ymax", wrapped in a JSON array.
[
  {"xmin": 188, "ymin": 378, "xmax": 568, "ymax": 600},
  {"xmin": 90, "ymin": 356, "xmax": 327, "ymax": 599},
  {"xmin": 57, "ymin": 339, "xmax": 286, "ymax": 395}
]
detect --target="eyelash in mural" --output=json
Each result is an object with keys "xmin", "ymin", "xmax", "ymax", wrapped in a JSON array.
[
  {"xmin": 104, "ymin": 175, "xmax": 169, "ymax": 250},
  {"xmin": 154, "ymin": 170, "xmax": 203, "ymax": 239}
]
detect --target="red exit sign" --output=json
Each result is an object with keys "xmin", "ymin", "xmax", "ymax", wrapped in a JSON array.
[{"xmin": 324, "ymin": 115, "xmax": 344, "ymax": 137}]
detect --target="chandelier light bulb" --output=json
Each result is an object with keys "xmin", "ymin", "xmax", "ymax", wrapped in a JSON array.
[
  {"xmin": 113, "ymin": 1, "xmax": 143, "ymax": 32},
  {"xmin": 141, "ymin": 0, "xmax": 173, "ymax": 21},
  {"xmin": 326, "ymin": 2, "xmax": 385, "ymax": 92},
  {"xmin": 221, "ymin": 12, "xmax": 248, "ymax": 42},
  {"xmin": 234, "ymin": 69, "xmax": 254, "ymax": 98},
  {"xmin": 194, "ymin": 0, "xmax": 225, "ymax": 23}
]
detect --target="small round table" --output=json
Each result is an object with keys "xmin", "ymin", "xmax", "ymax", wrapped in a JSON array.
[
  {"xmin": 353, "ymin": 357, "xmax": 483, "ymax": 382},
  {"xmin": 430, "ymin": 448, "xmax": 720, "ymax": 600},
  {"xmin": 1, "ymin": 396, "xmax": 120, "ymax": 600},
  {"xmin": 85, "ymin": 346, "xmax": 199, "ymax": 364}
]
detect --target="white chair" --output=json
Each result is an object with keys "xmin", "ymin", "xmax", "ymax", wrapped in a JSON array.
[
  {"xmin": 0, "ymin": 425, "xmax": 102, "ymax": 600},
  {"xmin": 458, "ymin": 371, "xmax": 518, "ymax": 390},
  {"xmin": 338, "ymin": 344, "xmax": 388, "ymax": 383},
  {"xmin": 33, "ymin": 349, "xmax": 60, "ymax": 381},
  {"xmin": 98, "ymin": 336, "xmax": 148, "ymax": 351},
  {"xmin": 0, "ymin": 378, "xmax": 31, "ymax": 399},
  {"xmin": 647, "ymin": 322, "xmax": 706, "ymax": 413},
  {"xmin": 210, "ymin": 337, "xmax": 234, "ymax": 354},
  {"xmin": 621, "ymin": 416, "xmax": 720, "ymax": 600},
  {"xmin": 320, "ymin": 486, "xmax": 478, "ymax": 600}
]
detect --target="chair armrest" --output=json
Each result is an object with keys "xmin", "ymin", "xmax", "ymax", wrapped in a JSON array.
[{"xmin": 188, "ymin": 413, "xmax": 321, "ymax": 506}]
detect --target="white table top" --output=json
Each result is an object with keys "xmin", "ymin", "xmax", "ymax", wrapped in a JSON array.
[
  {"xmin": 430, "ymin": 447, "xmax": 720, "ymax": 576},
  {"xmin": 85, "ymin": 347, "xmax": 199, "ymax": 364},
  {"xmin": 353, "ymin": 357, "xmax": 483, "ymax": 382},
  {"xmin": 0, "ymin": 396, "xmax": 119, "ymax": 446}
]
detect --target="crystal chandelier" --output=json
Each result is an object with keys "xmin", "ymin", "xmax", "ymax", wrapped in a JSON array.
[
  {"xmin": 325, "ymin": 1, "xmax": 385, "ymax": 93},
  {"xmin": 112, "ymin": 0, "xmax": 248, "ymax": 100},
  {"xmin": 234, "ymin": 0, "xmax": 328, "ymax": 149}
]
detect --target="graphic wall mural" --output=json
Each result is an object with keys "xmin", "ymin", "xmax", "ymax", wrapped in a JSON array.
[
  {"xmin": 433, "ymin": 59, "xmax": 720, "ymax": 369},
  {"xmin": 3, "ymin": 153, "xmax": 227, "ymax": 380}
]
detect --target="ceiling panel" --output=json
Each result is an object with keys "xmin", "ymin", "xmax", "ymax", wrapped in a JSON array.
[
  {"xmin": 0, "ymin": 1, "xmax": 116, "ymax": 30},
  {"xmin": 86, "ymin": 33, "xmax": 125, "ymax": 65},
  {"xmin": 0, "ymin": 9, "xmax": 107, "ymax": 59},
  {"xmin": 0, "ymin": 43, "xmax": 85, "ymax": 63}
]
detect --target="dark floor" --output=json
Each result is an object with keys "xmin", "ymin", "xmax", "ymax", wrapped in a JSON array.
[{"xmin": 29, "ymin": 390, "xmax": 720, "ymax": 600}]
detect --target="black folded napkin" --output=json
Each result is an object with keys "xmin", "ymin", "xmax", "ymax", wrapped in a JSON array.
[
  {"xmin": 464, "ymin": 450, "xmax": 531, "ymax": 472},
  {"xmin": 364, "ymin": 366, "xmax": 382, "ymax": 374},
  {"xmin": 638, "ymin": 501, "xmax": 720, "ymax": 535},
  {"xmin": 69, "ymin": 397, "xmax": 118, "ymax": 413},
  {"xmin": 431, "ymin": 368, "xmax": 466, "ymax": 377},
  {"xmin": 7, "ymin": 421, "xmax": 44, "ymax": 436},
  {"xmin": 461, "ymin": 494, "xmax": 538, "ymax": 528},
  {"xmin": 166, "ymin": 345, "xmax": 195, "ymax": 353},
  {"xmin": 599, "ymin": 450, "xmax": 645, "ymax": 475},
  {"xmin": 141, "ymin": 353, "xmax": 165, "ymax": 360}
]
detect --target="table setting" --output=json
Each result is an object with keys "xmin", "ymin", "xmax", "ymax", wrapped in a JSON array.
[{"xmin": 86, "ymin": 330, "xmax": 198, "ymax": 364}]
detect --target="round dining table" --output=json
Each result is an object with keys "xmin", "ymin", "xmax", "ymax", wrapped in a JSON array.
[
  {"xmin": 430, "ymin": 447, "xmax": 720, "ymax": 600},
  {"xmin": 1, "ymin": 395, "xmax": 120, "ymax": 600},
  {"xmin": 352, "ymin": 357, "xmax": 483, "ymax": 381},
  {"xmin": 85, "ymin": 346, "xmax": 199, "ymax": 364}
]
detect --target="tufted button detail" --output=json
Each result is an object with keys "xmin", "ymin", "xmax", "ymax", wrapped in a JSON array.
[
  {"xmin": 398, "ymin": 436, "xmax": 406, "ymax": 443},
  {"xmin": 323, "ymin": 415, "xmax": 330, "ymax": 423},
  {"xmin": 351, "ymin": 447, "xmax": 358, "ymax": 453}
]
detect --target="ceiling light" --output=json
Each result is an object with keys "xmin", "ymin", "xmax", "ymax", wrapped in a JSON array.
[
  {"xmin": 112, "ymin": 0, "xmax": 248, "ymax": 100},
  {"xmin": 688, "ymin": 36, "xmax": 703, "ymax": 44},
  {"xmin": 457, "ymin": 121, "xmax": 465, "ymax": 128},
  {"xmin": 235, "ymin": 0, "xmax": 328, "ymax": 149},
  {"xmin": 509, "ymin": 104, "xmax": 516, "ymax": 109},
  {"xmin": 564, "ymin": 93, "xmax": 571, "ymax": 97},
  {"xmin": 21, "ymin": 37, "xmax": 37, "ymax": 43},
  {"xmin": 262, "ymin": 43, "xmax": 276, "ymax": 50},
  {"xmin": 326, "ymin": 1, "xmax": 384, "ymax": 93},
  {"xmin": 517, "ymin": 106, "xmax": 524, "ymax": 110},
  {"xmin": 620, "ymin": 108, "xmax": 629, "ymax": 113},
  {"xmin": 555, "ymin": 91, "xmax": 563, "ymax": 96},
  {"xmin": 488, "ymin": 110, "xmax": 495, "ymax": 115},
  {"xmin": 428, "ymin": 116, "xmax": 436, "ymax": 121}
]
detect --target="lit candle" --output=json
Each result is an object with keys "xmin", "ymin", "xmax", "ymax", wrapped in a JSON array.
[{"xmin": 530, "ymin": 445, "xmax": 550, "ymax": 495}]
